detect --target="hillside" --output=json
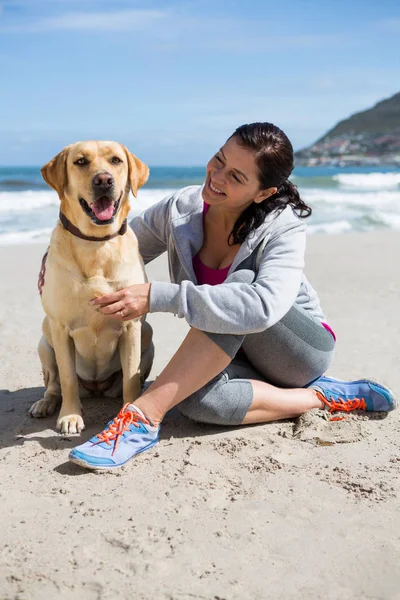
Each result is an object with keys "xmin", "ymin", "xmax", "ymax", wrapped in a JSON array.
[{"xmin": 296, "ymin": 91, "xmax": 400, "ymax": 166}]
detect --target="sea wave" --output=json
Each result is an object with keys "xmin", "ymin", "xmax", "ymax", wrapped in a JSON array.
[
  {"xmin": 0, "ymin": 183, "xmax": 400, "ymax": 245},
  {"xmin": 302, "ymin": 188, "xmax": 400, "ymax": 207},
  {"xmin": 0, "ymin": 227, "xmax": 53, "ymax": 245},
  {"xmin": 130, "ymin": 189, "xmax": 176, "ymax": 214},
  {"xmin": 307, "ymin": 220, "xmax": 353, "ymax": 235},
  {"xmin": 0, "ymin": 189, "xmax": 176, "ymax": 245},
  {"xmin": 375, "ymin": 212, "xmax": 400, "ymax": 229},
  {"xmin": 0, "ymin": 179, "xmax": 46, "ymax": 191},
  {"xmin": 3, "ymin": 186, "xmax": 399, "ymax": 214},
  {"xmin": 0, "ymin": 190, "xmax": 58, "ymax": 212},
  {"xmin": 333, "ymin": 173, "xmax": 400, "ymax": 190},
  {"xmin": 0, "ymin": 188, "xmax": 175, "ymax": 214}
]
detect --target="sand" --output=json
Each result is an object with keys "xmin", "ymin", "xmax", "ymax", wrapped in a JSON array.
[{"xmin": 1, "ymin": 231, "xmax": 400, "ymax": 600}]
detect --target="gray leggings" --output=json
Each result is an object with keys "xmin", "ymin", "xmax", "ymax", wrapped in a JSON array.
[{"xmin": 177, "ymin": 304, "xmax": 336, "ymax": 426}]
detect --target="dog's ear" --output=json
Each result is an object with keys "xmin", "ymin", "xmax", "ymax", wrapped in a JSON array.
[
  {"xmin": 41, "ymin": 148, "xmax": 69, "ymax": 196},
  {"xmin": 123, "ymin": 147, "xmax": 149, "ymax": 197}
]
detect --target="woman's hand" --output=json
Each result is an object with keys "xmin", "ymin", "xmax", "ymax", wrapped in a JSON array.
[{"xmin": 90, "ymin": 283, "xmax": 151, "ymax": 321}]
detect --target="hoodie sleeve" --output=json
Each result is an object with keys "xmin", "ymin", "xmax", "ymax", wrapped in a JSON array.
[
  {"xmin": 148, "ymin": 218, "xmax": 307, "ymax": 335},
  {"xmin": 129, "ymin": 193, "xmax": 173, "ymax": 265}
]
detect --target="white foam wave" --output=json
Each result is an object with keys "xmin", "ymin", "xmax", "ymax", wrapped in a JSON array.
[
  {"xmin": 375, "ymin": 212, "xmax": 400, "ymax": 230},
  {"xmin": 0, "ymin": 227, "xmax": 53, "ymax": 245},
  {"xmin": 130, "ymin": 189, "xmax": 176, "ymax": 214},
  {"xmin": 302, "ymin": 188, "xmax": 400, "ymax": 207},
  {"xmin": 3, "ymin": 186, "xmax": 399, "ymax": 214},
  {"xmin": 0, "ymin": 185, "xmax": 400, "ymax": 244},
  {"xmin": 0, "ymin": 189, "xmax": 176, "ymax": 245},
  {"xmin": 333, "ymin": 173, "xmax": 400, "ymax": 190},
  {"xmin": 0, "ymin": 188, "xmax": 175, "ymax": 214},
  {"xmin": 0, "ymin": 190, "xmax": 59, "ymax": 212},
  {"xmin": 308, "ymin": 220, "xmax": 353, "ymax": 235}
]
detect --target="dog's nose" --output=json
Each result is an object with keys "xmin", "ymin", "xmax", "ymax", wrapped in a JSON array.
[{"xmin": 93, "ymin": 173, "xmax": 114, "ymax": 188}]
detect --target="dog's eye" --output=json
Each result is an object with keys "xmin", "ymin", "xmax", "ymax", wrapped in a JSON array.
[
  {"xmin": 74, "ymin": 157, "xmax": 88, "ymax": 166},
  {"xmin": 111, "ymin": 156, "xmax": 122, "ymax": 165}
]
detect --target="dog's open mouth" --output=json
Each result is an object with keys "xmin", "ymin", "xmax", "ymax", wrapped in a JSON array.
[{"xmin": 79, "ymin": 192, "xmax": 122, "ymax": 225}]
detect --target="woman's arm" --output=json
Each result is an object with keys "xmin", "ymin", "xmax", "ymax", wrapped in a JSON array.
[
  {"xmin": 129, "ymin": 193, "xmax": 173, "ymax": 264},
  {"xmin": 149, "ymin": 220, "xmax": 307, "ymax": 335}
]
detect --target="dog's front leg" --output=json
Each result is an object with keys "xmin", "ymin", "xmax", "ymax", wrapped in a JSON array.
[
  {"xmin": 119, "ymin": 320, "xmax": 142, "ymax": 405},
  {"xmin": 50, "ymin": 322, "xmax": 84, "ymax": 434}
]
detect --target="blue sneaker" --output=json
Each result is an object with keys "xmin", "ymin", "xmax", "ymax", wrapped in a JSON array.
[
  {"xmin": 68, "ymin": 404, "xmax": 159, "ymax": 470},
  {"xmin": 309, "ymin": 376, "xmax": 397, "ymax": 416}
]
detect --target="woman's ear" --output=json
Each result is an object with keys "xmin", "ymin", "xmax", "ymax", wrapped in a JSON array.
[
  {"xmin": 254, "ymin": 187, "xmax": 277, "ymax": 204},
  {"xmin": 123, "ymin": 146, "xmax": 150, "ymax": 197}
]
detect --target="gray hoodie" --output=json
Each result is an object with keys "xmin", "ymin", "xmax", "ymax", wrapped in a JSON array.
[{"xmin": 130, "ymin": 185, "xmax": 325, "ymax": 335}]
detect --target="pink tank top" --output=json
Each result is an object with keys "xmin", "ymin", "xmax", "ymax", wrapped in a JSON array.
[{"xmin": 192, "ymin": 202, "xmax": 232, "ymax": 286}]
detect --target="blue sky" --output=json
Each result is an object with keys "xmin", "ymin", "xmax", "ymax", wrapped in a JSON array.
[{"xmin": 0, "ymin": 0, "xmax": 399, "ymax": 165}]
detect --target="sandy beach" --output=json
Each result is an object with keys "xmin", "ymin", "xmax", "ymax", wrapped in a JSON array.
[{"xmin": 1, "ymin": 231, "xmax": 400, "ymax": 600}]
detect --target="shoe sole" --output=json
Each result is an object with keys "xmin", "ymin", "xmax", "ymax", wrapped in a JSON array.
[
  {"xmin": 68, "ymin": 438, "xmax": 159, "ymax": 471},
  {"xmin": 318, "ymin": 376, "xmax": 398, "ymax": 411}
]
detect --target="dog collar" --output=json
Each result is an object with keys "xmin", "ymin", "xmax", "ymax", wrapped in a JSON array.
[{"xmin": 59, "ymin": 211, "xmax": 128, "ymax": 242}]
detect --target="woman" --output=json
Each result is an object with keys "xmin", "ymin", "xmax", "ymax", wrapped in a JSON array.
[{"xmin": 69, "ymin": 122, "xmax": 396, "ymax": 470}]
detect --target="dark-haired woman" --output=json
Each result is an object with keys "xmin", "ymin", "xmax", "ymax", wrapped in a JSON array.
[{"xmin": 69, "ymin": 122, "xmax": 396, "ymax": 470}]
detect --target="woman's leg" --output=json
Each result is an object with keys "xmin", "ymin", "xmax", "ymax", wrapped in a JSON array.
[
  {"xmin": 134, "ymin": 305, "xmax": 333, "ymax": 426},
  {"xmin": 174, "ymin": 304, "xmax": 336, "ymax": 426},
  {"xmin": 133, "ymin": 326, "xmax": 245, "ymax": 425},
  {"xmin": 241, "ymin": 303, "xmax": 337, "ymax": 423},
  {"xmin": 243, "ymin": 380, "xmax": 323, "ymax": 424},
  {"xmin": 240, "ymin": 304, "xmax": 336, "ymax": 389},
  {"xmin": 177, "ymin": 352, "xmax": 323, "ymax": 426}
]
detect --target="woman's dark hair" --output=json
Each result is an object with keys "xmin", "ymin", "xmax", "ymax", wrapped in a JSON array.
[{"xmin": 227, "ymin": 122, "xmax": 311, "ymax": 245}]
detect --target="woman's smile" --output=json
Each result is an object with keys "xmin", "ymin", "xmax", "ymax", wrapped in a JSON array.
[{"xmin": 208, "ymin": 178, "xmax": 226, "ymax": 196}]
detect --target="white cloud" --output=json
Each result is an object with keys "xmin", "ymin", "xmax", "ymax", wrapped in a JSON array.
[
  {"xmin": 1, "ymin": 8, "xmax": 167, "ymax": 32},
  {"xmin": 0, "ymin": 5, "xmax": 355, "ymax": 51}
]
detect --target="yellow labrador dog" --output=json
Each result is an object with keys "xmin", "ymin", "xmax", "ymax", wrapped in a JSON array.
[{"xmin": 30, "ymin": 141, "xmax": 154, "ymax": 434}]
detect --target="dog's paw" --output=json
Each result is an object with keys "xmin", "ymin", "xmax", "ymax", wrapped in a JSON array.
[
  {"xmin": 57, "ymin": 414, "xmax": 85, "ymax": 434},
  {"xmin": 29, "ymin": 396, "xmax": 59, "ymax": 418}
]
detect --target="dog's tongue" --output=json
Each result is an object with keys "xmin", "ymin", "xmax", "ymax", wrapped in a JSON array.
[{"xmin": 92, "ymin": 197, "xmax": 114, "ymax": 221}]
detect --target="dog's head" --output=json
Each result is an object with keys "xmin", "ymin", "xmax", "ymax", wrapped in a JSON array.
[{"xmin": 41, "ymin": 141, "xmax": 149, "ymax": 233}]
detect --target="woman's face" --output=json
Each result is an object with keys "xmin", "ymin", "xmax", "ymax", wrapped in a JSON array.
[{"xmin": 202, "ymin": 136, "xmax": 277, "ymax": 211}]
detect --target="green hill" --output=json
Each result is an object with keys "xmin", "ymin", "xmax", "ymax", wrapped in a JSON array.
[
  {"xmin": 296, "ymin": 91, "xmax": 400, "ymax": 166},
  {"xmin": 319, "ymin": 91, "xmax": 400, "ymax": 139}
]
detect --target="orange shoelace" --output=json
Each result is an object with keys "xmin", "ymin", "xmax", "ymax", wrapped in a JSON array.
[
  {"xmin": 92, "ymin": 404, "xmax": 151, "ymax": 455},
  {"xmin": 316, "ymin": 391, "xmax": 367, "ymax": 422}
]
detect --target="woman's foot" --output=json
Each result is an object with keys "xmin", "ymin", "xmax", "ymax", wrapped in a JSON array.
[
  {"xmin": 309, "ymin": 376, "xmax": 397, "ymax": 415},
  {"xmin": 68, "ymin": 404, "xmax": 159, "ymax": 470}
]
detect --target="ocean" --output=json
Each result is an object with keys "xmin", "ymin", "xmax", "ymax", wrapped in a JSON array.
[{"xmin": 1, "ymin": 165, "xmax": 400, "ymax": 245}]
